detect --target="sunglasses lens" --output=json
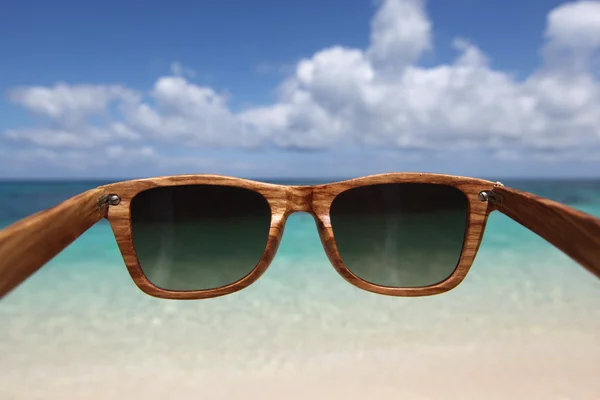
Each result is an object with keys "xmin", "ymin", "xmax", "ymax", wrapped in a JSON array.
[
  {"xmin": 130, "ymin": 185, "xmax": 271, "ymax": 291},
  {"xmin": 330, "ymin": 183, "xmax": 469, "ymax": 288}
]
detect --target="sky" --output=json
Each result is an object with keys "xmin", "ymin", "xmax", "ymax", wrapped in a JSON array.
[{"xmin": 1, "ymin": 0, "xmax": 599, "ymax": 179}]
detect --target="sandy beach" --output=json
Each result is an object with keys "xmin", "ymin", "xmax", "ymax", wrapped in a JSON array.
[{"xmin": 2, "ymin": 334, "xmax": 598, "ymax": 399}]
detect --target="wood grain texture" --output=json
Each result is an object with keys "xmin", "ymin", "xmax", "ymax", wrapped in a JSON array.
[
  {"xmin": 101, "ymin": 173, "xmax": 497, "ymax": 299},
  {"xmin": 493, "ymin": 186, "xmax": 600, "ymax": 279},
  {"xmin": 0, "ymin": 188, "xmax": 107, "ymax": 298}
]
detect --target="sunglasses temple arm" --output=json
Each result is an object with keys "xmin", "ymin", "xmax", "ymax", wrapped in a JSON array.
[
  {"xmin": 0, "ymin": 188, "xmax": 108, "ymax": 299},
  {"xmin": 490, "ymin": 186, "xmax": 600, "ymax": 279}
]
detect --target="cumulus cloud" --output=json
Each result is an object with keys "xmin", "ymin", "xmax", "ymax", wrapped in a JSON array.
[
  {"xmin": 542, "ymin": 1, "xmax": 600, "ymax": 74},
  {"xmin": 545, "ymin": 1, "xmax": 600, "ymax": 52},
  {"xmin": 367, "ymin": 0, "xmax": 432, "ymax": 70},
  {"xmin": 241, "ymin": 0, "xmax": 600, "ymax": 153},
  {"xmin": 3, "ymin": 0, "xmax": 600, "ymax": 167},
  {"xmin": 122, "ymin": 76, "xmax": 261, "ymax": 147},
  {"xmin": 8, "ymin": 83, "xmax": 138, "ymax": 120}
]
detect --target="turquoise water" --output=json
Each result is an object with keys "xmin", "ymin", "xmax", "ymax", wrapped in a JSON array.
[{"xmin": 1, "ymin": 179, "xmax": 599, "ymax": 398}]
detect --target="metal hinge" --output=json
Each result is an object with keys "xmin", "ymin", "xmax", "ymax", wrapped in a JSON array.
[
  {"xmin": 97, "ymin": 194, "xmax": 121, "ymax": 210},
  {"xmin": 479, "ymin": 182, "xmax": 504, "ymax": 205}
]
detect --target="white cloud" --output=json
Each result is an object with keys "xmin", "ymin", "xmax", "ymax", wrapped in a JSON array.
[
  {"xmin": 240, "ymin": 0, "xmax": 600, "ymax": 153},
  {"xmin": 545, "ymin": 1, "xmax": 600, "ymax": 51},
  {"xmin": 4, "ymin": 123, "xmax": 141, "ymax": 149},
  {"xmin": 122, "ymin": 76, "xmax": 262, "ymax": 147},
  {"xmin": 8, "ymin": 83, "xmax": 138, "ymax": 120},
  {"xmin": 3, "ymin": 0, "xmax": 600, "ymax": 170},
  {"xmin": 367, "ymin": 0, "xmax": 432, "ymax": 71},
  {"xmin": 542, "ymin": 1, "xmax": 600, "ymax": 72},
  {"xmin": 5, "ymin": 83, "xmax": 141, "ymax": 149}
]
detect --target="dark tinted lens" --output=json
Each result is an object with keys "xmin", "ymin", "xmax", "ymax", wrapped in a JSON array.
[
  {"xmin": 330, "ymin": 183, "xmax": 468, "ymax": 287},
  {"xmin": 130, "ymin": 185, "xmax": 271, "ymax": 291}
]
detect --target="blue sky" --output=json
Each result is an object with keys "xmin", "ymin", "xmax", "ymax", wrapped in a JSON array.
[{"xmin": 1, "ymin": 0, "xmax": 599, "ymax": 179}]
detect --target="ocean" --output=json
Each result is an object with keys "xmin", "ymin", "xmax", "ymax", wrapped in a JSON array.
[{"xmin": 1, "ymin": 178, "xmax": 599, "ymax": 399}]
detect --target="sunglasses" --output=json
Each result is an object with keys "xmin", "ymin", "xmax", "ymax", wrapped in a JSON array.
[{"xmin": 0, "ymin": 173, "xmax": 599, "ymax": 300}]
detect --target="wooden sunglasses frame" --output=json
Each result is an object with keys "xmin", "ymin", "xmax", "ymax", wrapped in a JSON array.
[{"xmin": 0, "ymin": 172, "xmax": 599, "ymax": 300}]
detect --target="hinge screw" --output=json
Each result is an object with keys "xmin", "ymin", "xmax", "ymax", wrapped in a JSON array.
[
  {"xmin": 99, "ymin": 194, "xmax": 121, "ymax": 209},
  {"xmin": 108, "ymin": 194, "xmax": 121, "ymax": 205},
  {"xmin": 479, "ymin": 190, "xmax": 503, "ymax": 205}
]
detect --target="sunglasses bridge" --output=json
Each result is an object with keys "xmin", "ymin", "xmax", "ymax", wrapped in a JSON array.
[{"xmin": 282, "ymin": 186, "xmax": 318, "ymax": 215}]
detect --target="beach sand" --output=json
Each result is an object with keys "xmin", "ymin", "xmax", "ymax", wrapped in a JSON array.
[{"xmin": 1, "ymin": 334, "xmax": 598, "ymax": 399}]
